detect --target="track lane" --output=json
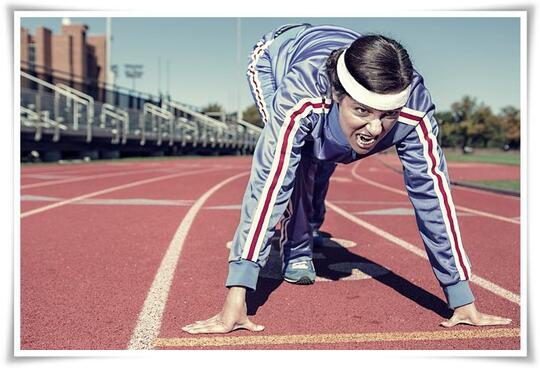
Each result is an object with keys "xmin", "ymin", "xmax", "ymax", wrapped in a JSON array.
[
  {"xmin": 20, "ymin": 164, "xmax": 248, "ymax": 349},
  {"xmin": 325, "ymin": 191, "xmax": 520, "ymax": 297},
  {"xmin": 157, "ymin": 158, "xmax": 519, "ymax": 350},
  {"xmin": 128, "ymin": 171, "xmax": 250, "ymax": 349},
  {"xmin": 328, "ymin": 164, "xmax": 521, "ymax": 296},
  {"xmin": 351, "ymin": 160, "xmax": 520, "ymax": 222},
  {"xmin": 19, "ymin": 156, "xmax": 521, "ymax": 350},
  {"xmin": 359, "ymin": 157, "xmax": 521, "ymax": 215},
  {"xmin": 377, "ymin": 153, "xmax": 520, "ymax": 182},
  {"xmin": 21, "ymin": 167, "xmax": 187, "ymax": 190},
  {"xmin": 20, "ymin": 167, "xmax": 223, "ymax": 216}
]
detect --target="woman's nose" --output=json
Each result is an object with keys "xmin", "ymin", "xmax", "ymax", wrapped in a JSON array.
[{"xmin": 366, "ymin": 119, "xmax": 383, "ymax": 136}]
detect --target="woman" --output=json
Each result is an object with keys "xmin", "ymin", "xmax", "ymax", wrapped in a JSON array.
[{"xmin": 182, "ymin": 23, "xmax": 511, "ymax": 334}]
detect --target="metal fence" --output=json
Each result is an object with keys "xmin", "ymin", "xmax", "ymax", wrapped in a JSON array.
[{"xmin": 20, "ymin": 71, "xmax": 262, "ymax": 153}]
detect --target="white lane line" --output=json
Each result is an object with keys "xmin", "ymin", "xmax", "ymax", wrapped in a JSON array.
[
  {"xmin": 20, "ymin": 163, "xmax": 210, "ymax": 181},
  {"xmin": 375, "ymin": 157, "xmax": 520, "ymax": 201},
  {"xmin": 20, "ymin": 195, "xmax": 196, "ymax": 207},
  {"xmin": 354, "ymin": 208, "xmax": 474, "ymax": 216},
  {"xmin": 330, "ymin": 200, "xmax": 410, "ymax": 205},
  {"xmin": 127, "ymin": 171, "xmax": 249, "ymax": 350},
  {"xmin": 329, "ymin": 176, "xmax": 352, "ymax": 183},
  {"xmin": 351, "ymin": 162, "xmax": 520, "ymax": 225},
  {"xmin": 205, "ymin": 204, "xmax": 242, "ymax": 210},
  {"xmin": 21, "ymin": 168, "xmax": 171, "ymax": 189},
  {"xmin": 21, "ymin": 166, "xmax": 151, "ymax": 177},
  {"xmin": 20, "ymin": 167, "xmax": 221, "ymax": 219},
  {"xmin": 22, "ymin": 174, "xmax": 76, "ymax": 180},
  {"xmin": 325, "ymin": 201, "xmax": 520, "ymax": 305},
  {"xmin": 452, "ymin": 184, "xmax": 520, "ymax": 201}
]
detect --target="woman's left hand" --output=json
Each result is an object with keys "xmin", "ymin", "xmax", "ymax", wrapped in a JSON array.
[{"xmin": 440, "ymin": 302, "xmax": 512, "ymax": 328}]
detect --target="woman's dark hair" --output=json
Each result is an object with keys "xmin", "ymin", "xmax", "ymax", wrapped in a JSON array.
[{"xmin": 326, "ymin": 35, "xmax": 413, "ymax": 101}]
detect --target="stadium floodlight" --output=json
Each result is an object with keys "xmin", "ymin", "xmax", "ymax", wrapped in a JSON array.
[
  {"xmin": 124, "ymin": 64, "xmax": 144, "ymax": 91},
  {"xmin": 111, "ymin": 64, "xmax": 118, "ymax": 84}
]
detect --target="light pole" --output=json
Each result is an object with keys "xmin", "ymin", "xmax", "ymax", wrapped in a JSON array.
[
  {"xmin": 110, "ymin": 64, "xmax": 118, "ymax": 104},
  {"xmin": 236, "ymin": 18, "xmax": 242, "ymax": 121},
  {"xmin": 111, "ymin": 64, "xmax": 118, "ymax": 87},
  {"xmin": 106, "ymin": 18, "xmax": 113, "ymax": 104},
  {"xmin": 124, "ymin": 64, "xmax": 144, "ymax": 91},
  {"xmin": 106, "ymin": 18, "xmax": 113, "ymax": 85}
]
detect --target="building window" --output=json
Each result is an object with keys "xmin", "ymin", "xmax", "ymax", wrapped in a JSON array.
[{"xmin": 28, "ymin": 43, "xmax": 36, "ymax": 71}]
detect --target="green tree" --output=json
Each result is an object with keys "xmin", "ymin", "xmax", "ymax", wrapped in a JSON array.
[
  {"xmin": 435, "ymin": 111, "xmax": 460, "ymax": 147},
  {"xmin": 436, "ymin": 96, "xmax": 519, "ymax": 149},
  {"xmin": 500, "ymin": 106, "xmax": 520, "ymax": 149},
  {"xmin": 242, "ymin": 104, "xmax": 263, "ymax": 128},
  {"xmin": 201, "ymin": 103, "xmax": 224, "ymax": 113},
  {"xmin": 469, "ymin": 105, "xmax": 496, "ymax": 148},
  {"xmin": 201, "ymin": 103, "xmax": 226, "ymax": 122},
  {"xmin": 451, "ymin": 96, "xmax": 477, "ymax": 149}
]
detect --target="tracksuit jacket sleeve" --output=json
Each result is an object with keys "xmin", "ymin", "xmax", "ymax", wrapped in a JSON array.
[
  {"xmin": 396, "ymin": 109, "xmax": 475, "ymax": 309},
  {"xmin": 225, "ymin": 73, "xmax": 329, "ymax": 291}
]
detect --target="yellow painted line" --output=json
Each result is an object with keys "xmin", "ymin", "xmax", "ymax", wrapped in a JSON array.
[{"xmin": 153, "ymin": 327, "xmax": 520, "ymax": 348}]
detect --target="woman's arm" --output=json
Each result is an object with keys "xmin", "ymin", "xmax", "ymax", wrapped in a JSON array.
[
  {"xmin": 396, "ymin": 109, "xmax": 511, "ymax": 327},
  {"xmin": 182, "ymin": 62, "xmax": 329, "ymax": 334}
]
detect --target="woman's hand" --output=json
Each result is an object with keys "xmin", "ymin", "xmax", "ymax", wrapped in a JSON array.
[
  {"xmin": 181, "ymin": 286, "xmax": 265, "ymax": 334},
  {"xmin": 440, "ymin": 302, "xmax": 512, "ymax": 328}
]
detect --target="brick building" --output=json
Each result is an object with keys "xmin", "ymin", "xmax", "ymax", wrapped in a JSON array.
[{"xmin": 20, "ymin": 19, "xmax": 107, "ymax": 87}]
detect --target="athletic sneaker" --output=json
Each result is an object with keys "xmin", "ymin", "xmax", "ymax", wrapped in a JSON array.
[{"xmin": 283, "ymin": 260, "xmax": 316, "ymax": 285}]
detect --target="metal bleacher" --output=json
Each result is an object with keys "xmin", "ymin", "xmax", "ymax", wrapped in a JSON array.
[{"xmin": 20, "ymin": 71, "xmax": 263, "ymax": 160}]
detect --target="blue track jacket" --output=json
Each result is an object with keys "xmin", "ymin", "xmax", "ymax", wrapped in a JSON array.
[{"xmin": 226, "ymin": 24, "xmax": 474, "ymax": 309}]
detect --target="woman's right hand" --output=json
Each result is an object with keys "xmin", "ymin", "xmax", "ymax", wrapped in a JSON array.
[{"xmin": 181, "ymin": 286, "xmax": 265, "ymax": 334}]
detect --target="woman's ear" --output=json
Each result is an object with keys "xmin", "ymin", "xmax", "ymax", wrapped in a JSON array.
[{"xmin": 331, "ymin": 88, "xmax": 339, "ymax": 102}]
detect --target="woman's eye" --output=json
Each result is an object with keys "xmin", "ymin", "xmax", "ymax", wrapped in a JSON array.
[
  {"xmin": 383, "ymin": 111, "xmax": 399, "ymax": 119},
  {"xmin": 355, "ymin": 107, "xmax": 369, "ymax": 115}
]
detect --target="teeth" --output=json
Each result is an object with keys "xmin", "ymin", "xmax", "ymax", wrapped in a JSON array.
[{"xmin": 356, "ymin": 134, "xmax": 375, "ymax": 146}]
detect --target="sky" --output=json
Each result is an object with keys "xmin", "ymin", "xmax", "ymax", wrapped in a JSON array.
[{"xmin": 19, "ymin": 16, "xmax": 521, "ymax": 115}]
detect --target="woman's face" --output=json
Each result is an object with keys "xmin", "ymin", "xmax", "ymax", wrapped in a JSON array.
[{"xmin": 336, "ymin": 94, "xmax": 401, "ymax": 155}]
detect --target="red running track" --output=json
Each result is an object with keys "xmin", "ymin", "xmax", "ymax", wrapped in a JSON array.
[{"xmin": 18, "ymin": 155, "xmax": 522, "ymax": 351}]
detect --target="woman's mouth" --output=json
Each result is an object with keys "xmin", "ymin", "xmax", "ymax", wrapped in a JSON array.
[{"xmin": 355, "ymin": 133, "xmax": 376, "ymax": 149}]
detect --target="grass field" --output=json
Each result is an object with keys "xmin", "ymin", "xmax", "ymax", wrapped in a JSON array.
[
  {"xmin": 463, "ymin": 179, "xmax": 520, "ymax": 192},
  {"xmin": 443, "ymin": 149, "xmax": 520, "ymax": 193},
  {"xmin": 443, "ymin": 148, "xmax": 520, "ymax": 166}
]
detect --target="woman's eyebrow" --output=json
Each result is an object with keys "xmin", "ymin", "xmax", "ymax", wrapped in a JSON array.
[
  {"xmin": 354, "ymin": 102, "xmax": 399, "ymax": 115},
  {"xmin": 354, "ymin": 102, "xmax": 374, "ymax": 111}
]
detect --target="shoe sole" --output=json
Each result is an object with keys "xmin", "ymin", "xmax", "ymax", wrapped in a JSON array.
[{"xmin": 283, "ymin": 276, "xmax": 315, "ymax": 285}]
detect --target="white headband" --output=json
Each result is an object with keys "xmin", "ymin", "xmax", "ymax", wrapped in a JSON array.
[{"xmin": 336, "ymin": 50, "xmax": 411, "ymax": 111}]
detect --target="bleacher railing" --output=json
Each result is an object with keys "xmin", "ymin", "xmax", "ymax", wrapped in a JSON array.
[
  {"xmin": 100, "ymin": 103, "xmax": 129, "ymax": 144},
  {"xmin": 140, "ymin": 103, "xmax": 173, "ymax": 146},
  {"xmin": 20, "ymin": 105, "xmax": 67, "ymax": 142},
  {"xmin": 20, "ymin": 71, "xmax": 262, "ymax": 152},
  {"xmin": 56, "ymin": 83, "xmax": 95, "ymax": 142}
]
